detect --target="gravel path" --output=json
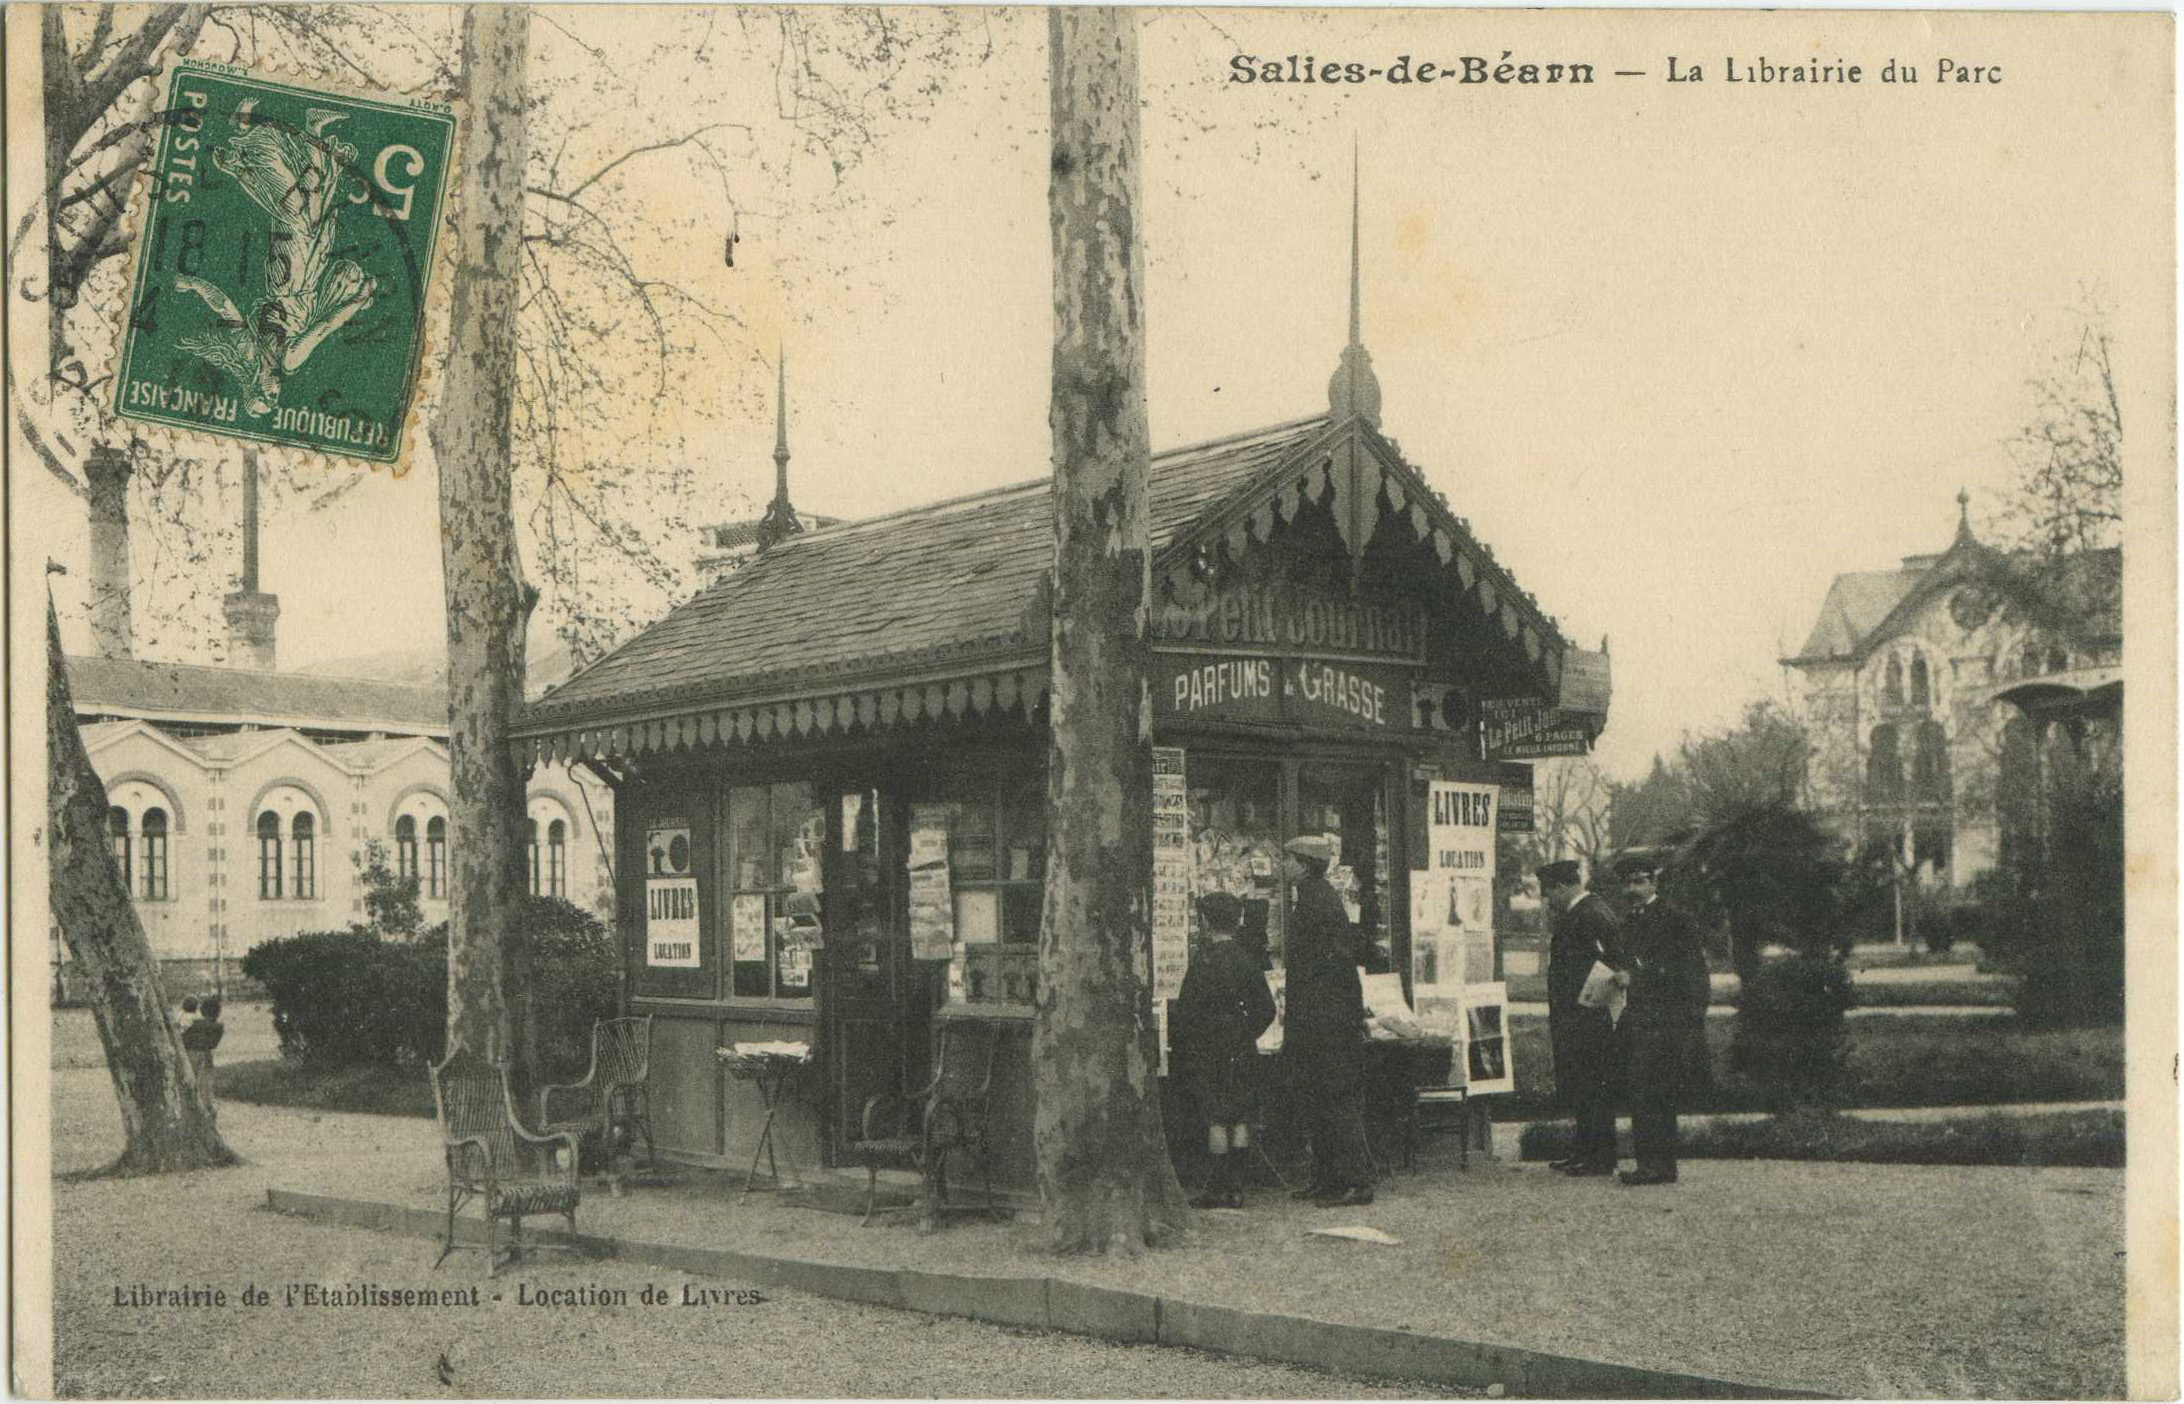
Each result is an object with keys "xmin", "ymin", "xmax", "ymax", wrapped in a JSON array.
[
  {"xmin": 259, "ymin": 1119, "xmax": 2123, "ymax": 1397},
  {"xmin": 41, "ymin": 1019, "xmax": 2126, "ymax": 1398},
  {"xmin": 43, "ymin": 1067, "xmax": 1449, "ymax": 1399}
]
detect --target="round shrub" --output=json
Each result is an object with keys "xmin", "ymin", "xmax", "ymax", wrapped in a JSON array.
[{"xmin": 1730, "ymin": 953, "xmax": 1855, "ymax": 1111}]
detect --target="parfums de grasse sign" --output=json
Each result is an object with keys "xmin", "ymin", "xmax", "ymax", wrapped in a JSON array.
[
  {"xmin": 1151, "ymin": 583, "xmax": 1424, "ymax": 730},
  {"xmin": 114, "ymin": 61, "xmax": 456, "ymax": 466}
]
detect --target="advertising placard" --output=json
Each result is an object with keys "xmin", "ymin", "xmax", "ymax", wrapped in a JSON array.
[
  {"xmin": 1151, "ymin": 747, "xmax": 1193, "ymax": 1000},
  {"xmin": 645, "ymin": 877, "xmax": 700, "ymax": 968},
  {"xmin": 643, "ymin": 820, "xmax": 700, "ymax": 967},
  {"xmin": 1410, "ymin": 779, "xmax": 1499, "ymax": 1013}
]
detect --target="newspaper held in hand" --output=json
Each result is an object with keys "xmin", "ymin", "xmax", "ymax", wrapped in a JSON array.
[{"xmin": 1577, "ymin": 960, "xmax": 1628, "ymax": 1026}]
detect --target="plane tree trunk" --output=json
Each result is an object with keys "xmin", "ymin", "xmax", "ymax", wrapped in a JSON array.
[
  {"xmin": 1031, "ymin": 6, "xmax": 1189, "ymax": 1255},
  {"xmin": 432, "ymin": 4, "xmax": 533, "ymax": 1078},
  {"xmin": 46, "ymin": 599, "xmax": 236, "ymax": 1175}
]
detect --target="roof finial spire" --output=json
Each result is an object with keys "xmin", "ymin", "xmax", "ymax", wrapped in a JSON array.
[
  {"xmin": 1348, "ymin": 138, "xmax": 1362, "ymax": 349},
  {"xmin": 758, "ymin": 345, "xmax": 803, "ymax": 550},
  {"xmin": 773, "ymin": 347, "xmax": 791, "ymax": 508},
  {"xmin": 1327, "ymin": 141, "xmax": 1383, "ymax": 429},
  {"xmin": 1954, "ymin": 485, "xmax": 1975, "ymax": 545}
]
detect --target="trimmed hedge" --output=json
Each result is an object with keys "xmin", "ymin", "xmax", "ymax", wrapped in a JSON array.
[
  {"xmin": 241, "ymin": 927, "xmax": 444, "ymax": 1068},
  {"xmin": 1516, "ymin": 1107, "xmax": 2124, "ymax": 1168},
  {"xmin": 241, "ymin": 897, "xmax": 615, "ymax": 1079}
]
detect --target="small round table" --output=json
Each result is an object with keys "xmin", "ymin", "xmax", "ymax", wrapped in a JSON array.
[{"xmin": 717, "ymin": 1048, "xmax": 812, "ymax": 1193}]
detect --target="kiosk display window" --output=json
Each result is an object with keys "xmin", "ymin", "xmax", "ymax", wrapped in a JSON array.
[
  {"xmin": 1187, "ymin": 758, "xmax": 1284, "ymax": 968},
  {"xmin": 726, "ymin": 782, "xmax": 824, "ymax": 1000},
  {"xmin": 937, "ymin": 772, "xmax": 1045, "ymax": 1005}
]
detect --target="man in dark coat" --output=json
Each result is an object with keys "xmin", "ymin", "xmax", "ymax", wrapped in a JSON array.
[
  {"xmin": 1175, "ymin": 891, "xmax": 1278, "ymax": 1208},
  {"xmin": 1539, "ymin": 859, "xmax": 1625, "ymax": 1176},
  {"xmin": 1613, "ymin": 854, "xmax": 1710, "ymax": 1185},
  {"xmin": 1280, "ymin": 835, "xmax": 1377, "ymax": 1206}
]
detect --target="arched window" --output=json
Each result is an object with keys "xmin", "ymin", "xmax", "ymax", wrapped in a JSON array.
[
  {"xmin": 1882, "ymin": 657, "xmax": 1905, "ymax": 708},
  {"xmin": 291, "ymin": 812, "xmax": 317, "ymax": 900},
  {"xmin": 2023, "ymin": 642, "xmax": 2044, "ymax": 678},
  {"xmin": 1909, "ymin": 654, "xmax": 1931, "ymax": 709},
  {"xmin": 1912, "ymin": 720, "xmax": 1951, "ymax": 802},
  {"xmin": 107, "ymin": 807, "xmax": 132, "ymax": 889},
  {"xmin": 140, "ymin": 808, "xmax": 169, "ymax": 901},
  {"xmin": 427, "ymin": 817, "xmax": 448, "ymax": 900},
  {"xmin": 395, "ymin": 815, "xmax": 419, "ymax": 882},
  {"xmin": 1867, "ymin": 723, "xmax": 1903, "ymax": 803},
  {"xmin": 2047, "ymin": 646, "xmax": 2070, "ymax": 675},
  {"xmin": 547, "ymin": 819, "xmax": 567, "ymax": 900},
  {"xmin": 528, "ymin": 819, "xmax": 542, "ymax": 897},
  {"xmin": 257, "ymin": 812, "xmax": 283, "ymax": 899}
]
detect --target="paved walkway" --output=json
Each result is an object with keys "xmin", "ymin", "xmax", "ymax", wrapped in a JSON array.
[{"xmin": 258, "ymin": 1109, "xmax": 2124, "ymax": 1398}]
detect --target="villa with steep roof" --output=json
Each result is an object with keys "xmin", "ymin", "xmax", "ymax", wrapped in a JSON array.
[{"xmin": 1784, "ymin": 492, "xmax": 2121, "ymax": 889}]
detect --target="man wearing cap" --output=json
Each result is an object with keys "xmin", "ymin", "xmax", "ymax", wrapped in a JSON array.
[
  {"xmin": 1538, "ymin": 859, "xmax": 1625, "ymax": 1176},
  {"xmin": 1279, "ymin": 835, "xmax": 1378, "ymax": 1207},
  {"xmin": 1614, "ymin": 853, "xmax": 1710, "ymax": 1185}
]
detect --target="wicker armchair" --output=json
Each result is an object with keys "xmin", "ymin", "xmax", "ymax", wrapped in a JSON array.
[
  {"xmin": 847, "ymin": 1017, "xmax": 999, "ymax": 1226},
  {"xmin": 539, "ymin": 1016, "xmax": 655, "ymax": 1175},
  {"xmin": 430, "ymin": 1044, "xmax": 580, "ymax": 1275}
]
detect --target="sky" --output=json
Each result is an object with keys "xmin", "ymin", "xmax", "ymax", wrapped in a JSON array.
[{"xmin": 25, "ymin": 7, "xmax": 2173, "ymax": 781}]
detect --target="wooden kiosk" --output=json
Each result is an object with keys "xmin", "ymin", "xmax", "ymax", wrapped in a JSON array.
[{"xmin": 512, "ymin": 327, "xmax": 1609, "ymax": 1199}]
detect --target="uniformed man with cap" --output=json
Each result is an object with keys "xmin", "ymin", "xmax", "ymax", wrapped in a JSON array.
[
  {"xmin": 1613, "ymin": 852, "xmax": 1710, "ymax": 1185},
  {"xmin": 1537, "ymin": 858, "xmax": 1626, "ymax": 1176},
  {"xmin": 1279, "ymin": 834, "xmax": 1378, "ymax": 1207}
]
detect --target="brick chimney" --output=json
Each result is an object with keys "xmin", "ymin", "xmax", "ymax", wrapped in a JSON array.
[
  {"xmin": 223, "ymin": 447, "xmax": 280, "ymax": 670},
  {"xmin": 84, "ymin": 443, "xmax": 134, "ymax": 659}
]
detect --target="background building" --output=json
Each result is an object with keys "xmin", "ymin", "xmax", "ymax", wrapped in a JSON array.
[
  {"xmin": 56, "ymin": 458, "xmax": 613, "ymax": 1001},
  {"xmin": 1785, "ymin": 492, "xmax": 2122, "ymax": 889}
]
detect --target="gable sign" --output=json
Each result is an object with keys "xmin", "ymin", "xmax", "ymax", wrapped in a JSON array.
[{"xmin": 1153, "ymin": 585, "xmax": 1427, "ymax": 661}]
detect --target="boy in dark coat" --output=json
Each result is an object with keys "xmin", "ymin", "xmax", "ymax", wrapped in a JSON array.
[
  {"xmin": 181, "ymin": 996, "xmax": 226, "ymax": 1118},
  {"xmin": 1175, "ymin": 892, "xmax": 1278, "ymax": 1209}
]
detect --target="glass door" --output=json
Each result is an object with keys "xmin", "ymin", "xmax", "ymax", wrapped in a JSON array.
[
  {"xmin": 1297, "ymin": 763, "xmax": 1394, "ymax": 971},
  {"xmin": 819, "ymin": 785, "xmax": 925, "ymax": 1161}
]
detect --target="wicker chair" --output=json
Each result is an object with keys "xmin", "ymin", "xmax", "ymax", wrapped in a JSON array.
[
  {"xmin": 847, "ymin": 1018, "xmax": 999, "ymax": 1226},
  {"xmin": 539, "ymin": 1016, "xmax": 655, "ymax": 1176},
  {"xmin": 430, "ymin": 1044, "xmax": 581, "ymax": 1275}
]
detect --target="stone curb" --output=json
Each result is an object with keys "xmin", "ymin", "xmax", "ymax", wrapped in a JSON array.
[{"xmin": 266, "ymin": 1188, "xmax": 1824, "ymax": 1399}]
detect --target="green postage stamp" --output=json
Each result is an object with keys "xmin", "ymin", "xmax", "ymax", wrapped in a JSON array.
[{"xmin": 112, "ymin": 61, "xmax": 457, "ymax": 466}]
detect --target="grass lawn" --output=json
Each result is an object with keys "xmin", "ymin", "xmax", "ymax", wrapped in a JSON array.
[
  {"xmin": 219, "ymin": 1057, "xmax": 435, "ymax": 1119},
  {"xmin": 1848, "ymin": 978, "xmax": 2014, "ymax": 1008},
  {"xmin": 1498, "ymin": 1014, "xmax": 2123, "ymax": 1123}
]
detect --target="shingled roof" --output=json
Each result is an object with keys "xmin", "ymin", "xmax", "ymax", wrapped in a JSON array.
[
  {"xmin": 67, "ymin": 654, "xmax": 449, "ymax": 734},
  {"xmin": 1788, "ymin": 543, "xmax": 2122, "ymax": 665},
  {"xmin": 1791, "ymin": 566, "xmax": 1929, "ymax": 661},
  {"xmin": 524, "ymin": 417, "xmax": 1331, "ymax": 727}
]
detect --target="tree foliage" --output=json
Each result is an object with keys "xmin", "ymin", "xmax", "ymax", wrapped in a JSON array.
[
  {"xmin": 24, "ymin": 7, "xmax": 977, "ymax": 663},
  {"xmin": 1681, "ymin": 800, "xmax": 1857, "ymax": 1111}
]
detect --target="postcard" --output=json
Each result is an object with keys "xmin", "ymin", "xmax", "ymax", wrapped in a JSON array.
[{"xmin": 11, "ymin": 5, "xmax": 2172, "ymax": 1399}]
